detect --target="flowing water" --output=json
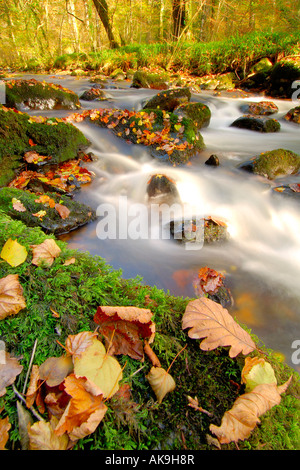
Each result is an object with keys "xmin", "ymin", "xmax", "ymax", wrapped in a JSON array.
[{"xmin": 18, "ymin": 74, "xmax": 300, "ymax": 371}]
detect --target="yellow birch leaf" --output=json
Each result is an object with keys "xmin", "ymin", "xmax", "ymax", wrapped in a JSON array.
[
  {"xmin": 1, "ymin": 239, "xmax": 28, "ymax": 267},
  {"xmin": 146, "ymin": 366, "xmax": 176, "ymax": 404}
]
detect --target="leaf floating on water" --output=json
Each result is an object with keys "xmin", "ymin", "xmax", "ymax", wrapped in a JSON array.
[
  {"xmin": 1, "ymin": 238, "xmax": 28, "ymax": 267},
  {"xmin": 0, "ymin": 274, "xmax": 26, "ymax": 320},
  {"xmin": 31, "ymin": 239, "xmax": 61, "ymax": 267},
  {"xmin": 146, "ymin": 366, "xmax": 176, "ymax": 404},
  {"xmin": 209, "ymin": 377, "xmax": 292, "ymax": 444},
  {"xmin": 182, "ymin": 297, "xmax": 256, "ymax": 357}
]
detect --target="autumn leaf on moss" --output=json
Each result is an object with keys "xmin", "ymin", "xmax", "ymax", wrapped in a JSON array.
[
  {"xmin": 241, "ymin": 356, "xmax": 277, "ymax": 392},
  {"xmin": 12, "ymin": 197, "xmax": 26, "ymax": 212},
  {"xmin": 65, "ymin": 331, "xmax": 98, "ymax": 359},
  {"xmin": 146, "ymin": 366, "xmax": 176, "ymax": 404},
  {"xmin": 1, "ymin": 238, "xmax": 28, "ymax": 267},
  {"xmin": 54, "ymin": 374, "xmax": 107, "ymax": 441},
  {"xmin": 182, "ymin": 298, "xmax": 256, "ymax": 357},
  {"xmin": 31, "ymin": 239, "xmax": 61, "ymax": 267},
  {"xmin": 34, "ymin": 194, "xmax": 56, "ymax": 208},
  {"xmin": 209, "ymin": 376, "xmax": 292, "ymax": 444},
  {"xmin": 0, "ymin": 351, "xmax": 23, "ymax": 396},
  {"xmin": 0, "ymin": 417, "xmax": 11, "ymax": 450},
  {"xmin": 55, "ymin": 203, "xmax": 70, "ymax": 219},
  {"xmin": 39, "ymin": 355, "xmax": 74, "ymax": 387},
  {"xmin": 28, "ymin": 416, "xmax": 70, "ymax": 450},
  {"xmin": 73, "ymin": 336, "xmax": 123, "ymax": 398},
  {"xmin": 93, "ymin": 306, "xmax": 155, "ymax": 361},
  {"xmin": 0, "ymin": 274, "xmax": 26, "ymax": 320}
]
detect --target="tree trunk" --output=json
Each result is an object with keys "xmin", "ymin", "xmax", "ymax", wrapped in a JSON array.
[
  {"xmin": 172, "ymin": 0, "xmax": 186, "ymax": 40},
  {"xmin": 92, "ymin": 0, "xmax": 119, "ymax": 49}
]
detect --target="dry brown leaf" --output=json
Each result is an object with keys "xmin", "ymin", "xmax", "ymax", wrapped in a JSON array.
[
  {"xmin": 144, "ymin": 340, "xmax": 161, "ymax": 367},
  {"xmin": 39, "ymin": 355, "xmax": 74, "ymax": 387},
  {"xmin": 146, "ymin": 366, "xmax": 176, "ymax": 404},
  {"xmin": 12, "ymin": 198, "xmax": 26, "ymax": 212},
  {"xmin": 55, "ymin": 203, "xmax": 70, "ymax": 220},
  {"xmin": 31, "ymin": 239, "xmax": 61, "ymax": 267},
  {"xmin": 25, "ymin": 364, "xmax": 40, "ymax": 408},
  {"xmin": 63, "ymin": 257, "xmax": 76, "ymax": 266},
  {"xmin": 65, "ymin": 331, "xmax": 98, "ymax": 359},
  {"xmin": 182, "ymin": 298, "xmax": 256, "ymax": 357},
  {"xmin": 0, "ymin": 352, "xmax": 23, "ymax": 397},
  {"xmin": 0, "ymin": 416, "xmax": 11, "ymax": 450},
  {"xmin": 54, "ymin": 374, "xmax": 107, "ymax": 441},
  {"xmin": 209, "ymin": 376, "xmax": 292, "ymax": 444},
  {"xmin": 28, "ymin": 416, "xmax": 69, "ymax": 450},
  {"xmin": 0, "ymin": 274, "xmax": 26, "ymax": 320}
]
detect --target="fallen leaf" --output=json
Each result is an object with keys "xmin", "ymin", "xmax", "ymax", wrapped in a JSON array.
[
  {"xmin": 193, "ymin": 266, "xmax": 224, "ymax": 297},
  {"xmin": 0, "ymin": 239, "xmax": 28, "ymax": 267},
  {"xmin": 31, "ymin": 239, "xmax": 61, "ymax": 267},
  {"xmin": 73, "ymin": 337, "xmax": 123, "ymax": 398},
  {"xmin": 65, "ymin": 331, "xmax": 98, "ymax": 359},
  {"xmin": 17, "ymin": 401, "xmax": 33, "ymax": 450},
  {"xmin": 182, "ymin": 298, "xmax": 256, "ymax": 357},
  {"xmin": 209, "ymin": 377, "xmax": 292, "ymax": 444},
  {"xmin": 0, "ymin": 352, "xmax": 23, "ymax": 396},
  {"xmin": 12, "ymin": 197, "xmax": 26, "ymax": 212},
  {"xmin": 55, "ymin": 203, "xmax": 70, "ymax": 219},
  {"xmin": 25, "ymin": 364, "xmax": 40, "ymax": 408},
  {"xmin": 0, "ymin": 417, "xmax": 11, "ymax": 450},
  {"xmin": 54, "ymin": 374, "xmax": 107, "ymax": 441},
  {"xmin": 28, "ymin": 416, "xmax": 69, "ymax": 450},
  {"xmin": 241, "ymin": 356, "xmax": 277, "ymax": 392},
  {"xmin": 146, "ymin": 366, "xmax": 176, "ymax": 404},
  {"xmin": 0, "ymin": 274, "xmax": 26, "ymax": 320},
  {"xmin": 39, "ymin": 355, "xmax": 74, "ymax": 387},
  {"xmin": 63, "ymin": 257, "xmax": 76, "ymax": 266}
]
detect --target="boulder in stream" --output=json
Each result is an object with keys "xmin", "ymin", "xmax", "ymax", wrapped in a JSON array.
[
  {"xmin": 169, "ymin": 216, "xmax": 229, "ymax": 246},
  {"xmin": 240, "ymin": 101, "xmax": 279, "ymax": 116},
  {"xmin": 241, "ymin": 149, "xmax": 300, "ymax": 180},
  {"xmin": 284, "ymin": 106, "xmax": 300, "ymax": 125},
  {"xmin": 5, "ymin": 78, "xmax": 80, "ymax": 110},
  {"xmin": 147, "ymin": 174, "xmax": 180, "ymax": 203},
  {"xmin": 131, "ymin": 70, "xmax": 169, "ymax": 90},
  {"xmin": 0, "ymin": 187, "xmax": 96, "ymax": 235},
  {"xmin": 174, "ymin": 102, "xmax": 211, "ymax": 129},
  {"xmin": 142, "ymin": 87, "xmax": 191, "ymax": 112},
  {"xmin": 230, "ymin": 115, "xmax": 281, "ymax": 133},
  {"xmin": 80, "ymin": 87, "xmax": 107, "ymax": 101}
]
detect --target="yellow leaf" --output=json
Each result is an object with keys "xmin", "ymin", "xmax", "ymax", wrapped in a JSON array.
[
  {"xmin": 31, "ymin": 239, "xmax": 61, "ymax": 267},
  {"xmin": 0, "ymin": 274, "xmax": 26, "ymax": 320},
  {"xmin": 1, "ymin": 239, "xmax": 28, "ymax": 267},
  {"xmin": 241, "ymin": 356, "xmax": 277, "ymax": 392},
  {"xmin": 28, "ymin": 417, "xmax": 69, "ymax": 450},
  {"xmin": 146, "ymin": 366, "xmax": 176, "ymax": 403}
]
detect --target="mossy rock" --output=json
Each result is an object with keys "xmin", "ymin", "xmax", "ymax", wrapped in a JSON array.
[
  {"xmin": 240, "ymin": 101, "xmax": 279, "ymax": 116},
  {"xmin": 175, "ymin": 102, "xmax": 211, "ymax": 129},
  {"xmin": 0, "ymin": 212, "xmax": 299, "ymax": 450},
  {"xmin": 110, "ymin": 68, "xmax": 126, "ymax": 80},
  {"xmin": 169, "ymin": 217, "xmax": 229, "ymax": 246},
  {"xmin": 80, "ymin": 88, "xmax": 107, "ymax": 101},
  {"xmin": 268, "ymin": 59, "xmax": 300, "ymax": 98},
  {"xmin": 252, "ymin": 149, "xmax": 300, "ymax": 179},
  {"xmin": 250, "ymin": 58, "xmax": 273, "ymax": 74},
  {"xmin": 0, "ymin": 187, "xmax": 96, "ymax": 235},
  {"xmin": 5, "ymin": 78, "xmax": 80, "ymax": 110},
  {"xmin": 284, "ymin": 106, "xmax": 300, "ymax": 124},
  {"xmin": 142, "ymin": 87, "xmax": 191, "ymax": 112},
  {"xmin": 0, "ymin": 106, "xmax": 89, "ymax": 186},
  {"xmin": 230, "ymin": 115, "xmax": 281, "ymax": 133},
  {"xmin": 131, "ymin": 70, "xmax": 169, "ymax": 89}
]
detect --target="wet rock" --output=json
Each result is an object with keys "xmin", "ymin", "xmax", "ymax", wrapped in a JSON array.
[
  {"xmin": 284, "ymin": 106, "xmax": 300, "ymax": 124},
  {"xmin": 248, "ymin": 149, "xmax": 300, "ymax": 179},
  {"xmin": 240, "ymin": 101, "xmax": 278, "ymax": 116},
  {"xmin": 80, "ymin": 88, "xmax": 107, "ymax": 101},
  {"xmin": 147, "ymin": 174, "xmax": 180, "ymax": 203},
  {"xmin": 198, "ymin": 72, "xmax": 236, "ymax": 91},
  {"xmin": 5, "ymin": 78, "xmax": 80, "ymax": 110},
  {"xmin": 205, "ymin": 155, "xmax": 220, "ymax": 166},
  {"xmin": 272, "ymin": 183, "xmax": 300, "ymax": 202},
  {"xmin": 230, "ymin": 115, "xmax": 280, "ymax": 133},
  {"xmin": 169, "ymin": 216, "xmax": 229, "ymax": 246},
  {"xmin": 131, "ymin": 70, "xmax": 169, "ymax": 89},
  {"xmin": 0, "ymin": 187, "xmax": 96, "ymax": 235},
  {"xmin": 174, "ymin": 102, "xmax": 211, "ymax": 129},
  {"xmin": 142, "ymin": 87, "xmax": 191, "ymax": 112},
  {"xmin": 110, "ymin": 68, "xmax": 126, "ymax": 80}
]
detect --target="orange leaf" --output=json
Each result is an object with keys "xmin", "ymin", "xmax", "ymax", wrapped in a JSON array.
[
  {"xmin": 0, "ymin": 417, "xmax": 11, "ymax": 450},
  {"xmin": 55, "ymin": 203, "xmax": 70, "ymax": 219}
]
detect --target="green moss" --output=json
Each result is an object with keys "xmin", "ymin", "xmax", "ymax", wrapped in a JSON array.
[
  {"xmin": 253, "ymin": 149, "xmax": 300, "ymax": 179},
  {"xmin": 132, "ymin": 70, "xmax": 169, "ymax": 89},
  {"xmin": 0, "ymin": 212, "xmax": 299, "ymax": 451},
  {"xmin": 177, "ymin": 102, "xmax": 211, "ymax": 129}
]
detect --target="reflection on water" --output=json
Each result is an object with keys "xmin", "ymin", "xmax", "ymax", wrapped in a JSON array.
[{"xmin": 19, "ymin": 73, "xmax": 300, "ymax": 371}]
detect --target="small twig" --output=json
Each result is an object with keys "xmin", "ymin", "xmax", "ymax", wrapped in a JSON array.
[
  {"xmin": 12, "ymin": 384, "xmax": 44, "ymax": 422},
  {"xmin": 22, "ymin": 339, "xmax": 38, "ymax": 395}
]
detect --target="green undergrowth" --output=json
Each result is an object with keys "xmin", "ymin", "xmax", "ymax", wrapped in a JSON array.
[{"xmin": 0, "ymin": 211, "xmax": 299, "ymax": 450}]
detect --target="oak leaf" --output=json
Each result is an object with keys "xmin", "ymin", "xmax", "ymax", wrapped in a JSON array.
[
  {"xmin": 0, "ymin": 238, "xmax": 28, "ymax": 267},
  {"xmin": 182, "ymin": 298, "xmax": 256, "ymax": 357},
  {"xmin": 209, "ymin": 377, "xmax": 292, "ymax": 444},
  {"xmin": 0, "ymin": 352, "xmax": 23, "ymax": 396},
  {"xmin": 54, "ymin": 374, "xmax": 107, "ymax": 441},
  {"xmin": 28, "ymin": 417, "xmax": 69, "ymax": 450},
  {"xmin": 31, "ymin": 239, "xmax": 61, "ymax": 267},
  {"xmin": 93, "ymin": 305, "xmax": 155, "ymax": 361},
  {"xmin": 0, "ymin": 274, "xmax": 26, "ymax": 320},
  {"xmin": 146, "ymin": 366, "xmax": 176, "ymax": 404},
  {"xmin": 73, "ymin": 337, "xmax": 123, "ymax": 398}
]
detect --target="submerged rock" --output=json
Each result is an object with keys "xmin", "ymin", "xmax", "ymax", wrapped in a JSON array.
[
  {"xmin": 230, "ymin": 115, "xmax": 280, "ymax": 133},
  {"xmin": 0, "ymin": 187, "xmax": 96, "ymax": 235},
  {"xmin": 169, "ymin": 216, "xmax": 229, "ymax": 246},
  {"xmin": 5, "ymin": 78, "xmax": 80, "ymax": 110},
  {"xmin": 142, "ymin": 87, "xmax": 191, "ymax": 112},
  {"xmin": 241, "ymin": 149, "xmax": 300, "ymax": 180}
]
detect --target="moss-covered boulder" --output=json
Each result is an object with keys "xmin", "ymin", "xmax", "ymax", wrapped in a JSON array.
[
  {"xmin": 230, "ymin": 115, "xmax": 281, "ymax": 133},
  {"xmin": 175, "ymin": 102, "xmax": 211, "ymax": 129},
  {"xmin": 240, "ymin": 101, "xmax": 278, "ymax": 116},
  {"xmin": 142, "ymin": 87, "xmax": 191, "ymax": 112},
  {"xmin": 131, "ymin": 70, "xmax": 169, "ymax": 89},
  {"xmin": 284, "ymin": 106, "xmax": 300, "ymax": 125},
  {"xmin": 5, "ymin": 78, "xmax": 80, "ymax": 110},
  {"xmin": 0, "ymin": 106, "xmax": 89, "ymax": 187},
  {"xmin": 252, "ymin": 149, "xmax": 300, "ymax": 179},
  {"xmin": 0, "ymin": 187, "xmax": 96, "ymax": 235},
  {"xmin": 250, "ymin": 58, "xmax": 273, "ymax": 74}
]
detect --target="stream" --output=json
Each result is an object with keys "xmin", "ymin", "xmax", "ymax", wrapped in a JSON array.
[{"xmin": 16, "ymin": 73, "xmax": 300, "ymax": 372}]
